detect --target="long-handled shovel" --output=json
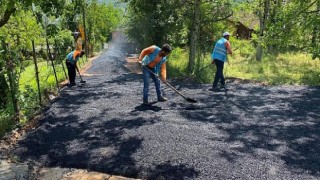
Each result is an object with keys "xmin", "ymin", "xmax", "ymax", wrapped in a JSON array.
[
  {"xmin": 143, "ymin": 66, "xmax": 197, "ymax": 103},
  {"xmin": 181, "ymin": 64, "xmax": 213, "ymax": 80},
  {"xmin": 76, "ymin": 66, "xmax": 86, "ymax": 83},
  {"xmin": 181, "ymin": 48, "xmax": 238, "ymax": 80}
]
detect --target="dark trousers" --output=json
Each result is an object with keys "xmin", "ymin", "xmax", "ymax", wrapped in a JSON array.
[
  {"xmin": 212, "ymin": 59, "xmax": 225, "ymax": 87},
  {"xmin": 66, "ymin": 61, "xmax": 76, "ymax": 84}
]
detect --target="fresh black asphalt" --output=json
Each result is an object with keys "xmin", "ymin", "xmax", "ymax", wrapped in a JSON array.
[{"xmin": 11, "ymin": 42, "xmax": 320, "ymax": 179}]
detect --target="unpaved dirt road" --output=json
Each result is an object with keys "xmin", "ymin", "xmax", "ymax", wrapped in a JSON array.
[{"xmin": 2, "ymin": 40, "xmax": 320, "ymax": 179}]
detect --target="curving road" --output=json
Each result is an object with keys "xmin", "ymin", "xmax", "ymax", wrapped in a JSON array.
[{"xmin": 11, "ymin": 41, "xmax": 320, "ymax": 179}]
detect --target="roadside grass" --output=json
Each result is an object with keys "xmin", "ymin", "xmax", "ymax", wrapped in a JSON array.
[
  {"xmin": 227, "ymin": 52, "xmax": 320, "ymax": 85},
  {"xmin": 0, "ymin": 60, "xmax": 66, "ymax": 137},
  {"xmin": 18, "ymin": 61, "xmax": 67, "ymax": 117},
  {"xmin": 168, "ymin": 47, "xmax": 320, "ymax": 85}
]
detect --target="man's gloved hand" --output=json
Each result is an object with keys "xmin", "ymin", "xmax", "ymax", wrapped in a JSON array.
[{"xmin": 138, "ymin": 61, "xmax": 142, "ymax": 67}]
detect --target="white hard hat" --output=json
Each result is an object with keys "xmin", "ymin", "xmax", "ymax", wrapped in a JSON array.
[{"xmin": 223, "ymin": 32, "xmax": 230, "ymax": 37}]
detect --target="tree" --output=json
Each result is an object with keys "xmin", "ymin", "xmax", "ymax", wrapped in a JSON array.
[
  {"xmin": 182, "ymin": 0, "xmax": 233, "ymax": 72},
  {"xmin": 0, "ymin": 49, "xmax": 9, "ymax": 107},
  {"xmin": 0, "ymin": 1, "xmax": 17, "ymax": 28},
  {"xmin": 308, "ymin": 0, "xmax": 320, "ymax": 59},
  {"xmin": 238, "ymin": 0, "xmax": 320, "ymax": 60},
  {"xmin": 0, "ymin": 1, "xmax": 31, "ymax": 108},
  {"xmin": 85, "ymin": 0, "xmax": 123, "ymax": 52},
  {"xmin": 124, "ymin": 0, "xmax": 185, "ymax": 48},
  {"xmin": 256, "ymin": 0, "xmax": 270, "ymax": 61},
  {"xmin": 0, "ymin": 9, "xmax": 43, "ymax": 119},
  {"xmin": 125, "ymin": 0, "xmax": 233, "ymax": 72},
  {"xmin": 0, "ymin": 0, "xmax": 64, "ymax": 28},
  {"xmin": 0, "ymin": 1, "xmax": 21, "ymax": 107},
  {"xmin": 0, "ymin": 0, "xmax": 63, "ymax": 119},
  {"xmin": 60, "ymin": 2, "xmax": 81, "ymax": 31}
]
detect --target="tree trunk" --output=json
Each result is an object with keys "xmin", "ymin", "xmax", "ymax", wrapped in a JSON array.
[
  {"xmin": 311, "ymin": 0, "xmax": 320, "ymax": 46},
  {"xmin": 256, "ymin": 45, "xmax": 263, "ymax": 61},
  {"xmin": 256, "ymin": 0, "xmax": 270, "ymax": 61},
  {"xmin": 0, "ymin": 3, "xmax": 17, "ymax": 109},
  {"xmin": 2, "ymin": 41, "xmax": 19, "ymax": 121},
  {"xmin": 0, "ymin": 2, "xmax": 16, "ymax": 28},
  {"xmin": 0, "ymin": 72, "xmax": 8, "ymax": 108},
  {"xmin": 268, "ymin": 0, "xmax": 281, "ymax": 52},
  {"xmin": 188, "ymin": 0, "xmax": 201, "ymax": 73}
]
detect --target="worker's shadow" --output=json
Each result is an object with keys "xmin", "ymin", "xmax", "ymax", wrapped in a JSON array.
[{"xmin": 132, "ymin": 102, "xmax": 162, "ymax": 112}]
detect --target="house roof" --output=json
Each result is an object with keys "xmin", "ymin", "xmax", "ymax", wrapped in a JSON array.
[{"xmin": 229, "ymin": 13, "xmax": 259, "ymax": 30}]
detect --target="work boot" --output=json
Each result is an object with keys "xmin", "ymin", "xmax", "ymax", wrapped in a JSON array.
[
  {"xmin": 209, "ymin": 86, "xmax": 220, "ymax": 92},
  {"xmin": 68, "ymin": 82, "xmax": 76, "ymax": 87},
  {"xmin": 143, "ymin": 99, "xmax": 150, "ymax": 105},
  {"xmin": 158, "ymin": 96, "xmax": 168, "ymax": 102},
  {"xmin": 220, "ymin": 85, "xmax": 229, "ymax": 91}
]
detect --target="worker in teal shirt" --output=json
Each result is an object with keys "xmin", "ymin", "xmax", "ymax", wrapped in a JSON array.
[{"xmin": 210, "ymin": 32, "xmax": 233, "ymax": 91}]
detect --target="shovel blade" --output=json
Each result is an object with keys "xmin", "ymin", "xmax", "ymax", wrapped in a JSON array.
[{"xmin": 186, "ymin": 98, "xmax": 197, "ymax": 103}]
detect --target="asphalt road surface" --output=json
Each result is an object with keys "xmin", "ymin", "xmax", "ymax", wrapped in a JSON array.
[{"xmin": 11, "ymin": 41, "xmax": 320, "ymax": 180}]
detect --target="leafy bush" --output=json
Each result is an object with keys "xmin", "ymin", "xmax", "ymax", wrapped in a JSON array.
[
  {"xmin": 0, "ymin": 108, "xmax": 14, "ymax": 137},
  {"xmin": 54, "ymin": 29, "xmax": 74, "ymax": 58},
  {"xmin": 19, "ymin": 85, "xmax": 40, "ymax": 118},
  {"xmin": 231, "ymin": 38, "xmax": 255, "ymax": 59},
  {"xmin": 167, "ymin": 47, "xmax": 189, "ymax": 78}
]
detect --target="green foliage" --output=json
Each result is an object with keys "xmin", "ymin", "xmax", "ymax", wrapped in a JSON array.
[
  {"xmin": 19, "ymin": 61, "xmax": 67, "ymax": 116},
  {"xmin": 231, "ymin": 38, "xmax": 255, "ymax": 58},
  {"xmin": 60, "ymin": 3, "xmax": 79, "ymax": 31},
  {"xmin": 125, "ymin": 0, "xmax": 185, "ymax": 48},
  {"xmin": 0, "ymin": 9, "xmax": 43, "ymax": 49},
  {"xmin": 0, "ymin": 10, "xmax": 45, "ymax": 122},
  {"xmin": 0, "ymin": 0, "xmax": 64, "ymax": 29},
  {"xmin": 234, "ymin": 0, "xmax": 320, "ymax": 59},
  {"xmin": 167, "ymin": 47, "xmax": 189, "ymax": 78},
  {"xmin": 35, "ymin": 0, "xmax": 66, "ymax": 16},
  {"xmin": 168, "ymin": 46, "xmax": 214, "ymax": 83},
  {"xmin": 0, "ymin": 59, "xmax": 70, "ymax": 137},
  {"xmin": 0, "ymin": 108, "xmax": 14, "ymax": 137},
  {"xmin": 86, "ymin": 0, "xmax": 124, "ymax": 47},
  {"xmin": 19, "ymin": 85, "xmax": 39, "ymax": 118},
  {"xmin": 54, "ymin": 29, "xmax": 74, "ymax": 57}
]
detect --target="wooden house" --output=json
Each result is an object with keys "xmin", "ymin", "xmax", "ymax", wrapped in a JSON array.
[{"xmin": 228, "ymin": 13, "xmax": 259, "ymax": 39}]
